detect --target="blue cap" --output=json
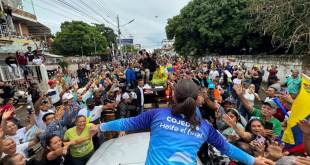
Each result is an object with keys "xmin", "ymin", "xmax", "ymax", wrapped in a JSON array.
[
  {"xmin": 223, "ymin": 97, "xmax": 237, "ymax": 105},
  {"xmin": 208, "ymin": 84, "xmax": 215, "ymax": 89}
]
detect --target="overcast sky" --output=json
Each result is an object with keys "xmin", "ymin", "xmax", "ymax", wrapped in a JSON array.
[{"xmin": 31, "ymin": 0, "xmax": 191, "ymax": 51}]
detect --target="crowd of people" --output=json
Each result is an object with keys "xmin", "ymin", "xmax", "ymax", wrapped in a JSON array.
[{"xmin": 0, "ymin": 49, "xmax": 308, "ymax": 165}]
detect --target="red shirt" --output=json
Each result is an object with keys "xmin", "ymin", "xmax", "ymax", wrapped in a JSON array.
[
  {"xmin": 1, "ymin": 104, "xmax": 14, "ymax": 120},
  {"xmin": 269, "ymin": 69, "xmax": 278, "ymax": 77},
  {"xmin": 273, "ymin": 103, "xmax": 290, "ymax": 122}
]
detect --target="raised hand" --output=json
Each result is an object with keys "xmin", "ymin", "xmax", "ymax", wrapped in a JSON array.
[
  {"xmin": 0, "ymin": 128, "xmax": 4, "ymax": 139},
  {"xmin": 222, "ymin": 114, "xmax": 236, "ymax": 127},
  {"xmin": 227, "ymin": 134, "xmax": 238, "ymax": 142},
  {"xmin": 2, "ymin": 108, "xmax": 14, "ymax": 120},
  {"xmin": 265, "ymin": 140, "xmax": 289, "ymax": 161},
  {"xmin": 293, "ymin": 157, "xmax": 310, "ymax": 165},
  {"xmin": 297, "ymin": 119, "xmax": 310, "ymax": 135},
  {"xmin": 233, "ymin": 84, "xmax": 244, "ymax": 96},
  {"xmin": 73, "ymin": 105, "xmax": 79, "ymax": 112}
]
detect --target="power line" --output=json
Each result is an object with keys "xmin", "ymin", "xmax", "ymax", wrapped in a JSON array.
[{"xmin": 76, "ymin": 0, "xmax": 116, "ymax": 27}]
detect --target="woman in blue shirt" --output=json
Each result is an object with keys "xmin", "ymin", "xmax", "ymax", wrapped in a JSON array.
[{"xmin": 90, "ymin": 80, "xmax": 272, "ymax": 165}]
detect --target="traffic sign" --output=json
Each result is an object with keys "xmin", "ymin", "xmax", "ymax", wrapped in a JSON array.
[{"xmin": 117, "ymin": 39, "xmax": 133, "ymax": 45}]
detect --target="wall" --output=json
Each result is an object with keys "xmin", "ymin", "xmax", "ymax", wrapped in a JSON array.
[{"xmin": 209, "ymin": 55, "xmax": 310, "ymax": 83}]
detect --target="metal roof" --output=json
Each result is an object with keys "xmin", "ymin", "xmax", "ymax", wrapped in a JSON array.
[{"xmin": 12, "ymin": 13, "xmax": 51, "ymax": 36}]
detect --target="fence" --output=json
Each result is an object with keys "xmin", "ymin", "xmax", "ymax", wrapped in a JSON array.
[{"xmin": 0, "ymin": 65, "xmax": 49, "ymax": 93}]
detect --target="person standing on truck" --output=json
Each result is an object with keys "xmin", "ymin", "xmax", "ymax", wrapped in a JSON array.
[
  {"xmin": 126, "ymin": 63, "xmax": 137, "ymax": 89},
  {"xmin": 134, "ymin": 79, "xmax": 144, "ymax": 115},
  {"xmin": 138, "ymin": 53, "xmax": 150, "ymax": 83},
  {"xmin": 90, "ymin": 80, "xmax": 270, "ymax": 165}
]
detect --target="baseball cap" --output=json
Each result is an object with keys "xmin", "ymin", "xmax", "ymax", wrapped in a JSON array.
[
  {"xmin": 41, "ymin": 100, "xmax": 48, "ymax": 104},
  {"xmin": 122, "ymin": 93, "xmax": 130, "ymax": 99},
  {"xmin": 62, "ymin": 93, "xmax": 73, "ymax": 100},
  {"xmin": 264, "ymin": 101, "xmax": 278, "ymax": 109},
  {"xmin": 223, "ymin": 97, "xmax": 237, "ymax": 105},
  {"xmin": 48, "ymin": 81, "xmax": 55, "ymax": 86},
  {"xmin": 269, "ymin": 75, "xmax": 279, "ymax": 81},
  {"xmin": 77, "ymin": 88, "xmax": 86, "ymax": 94},
  {"xmin": 86, "ymin": 98, "xmax": 95, "ymax": 104},
  {"xmin": 254, "ymin": 65, "xmax": 258, "ymax": 68},
  {"xmin": 208, "ymin": 84, "xmax": 215, "ymax": 89},
  {"xmin": 131, "ymin": 92, "xmax": 137, "ymax": 99}
]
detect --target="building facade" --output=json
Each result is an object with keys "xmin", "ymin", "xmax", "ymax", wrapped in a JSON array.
[
  {"xmin": 161, "ymin": 39, "xmax": 174, "ymax": 49},
  {"xmin": 134, "ymin": 44, "xmax": 141, "ymax": 50}
]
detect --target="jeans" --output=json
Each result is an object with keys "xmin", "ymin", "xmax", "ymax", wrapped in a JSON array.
[
  {"xmin": 35, "ymin": 66, "xmax": 42, "ymax": 83},
  {"xmin": 92, "ymin": 133, "xmax": 104, "ymax": 151},
  {"xmin": 252, "ymin": 81, "xmax": 260, "ymax": 94},
  {"xmin": 19, "ymin": 64, "xmax": 28, "ymax": 75},
  {"xmin": 78, "ymin": 77, "xmax": 84, "ymax": 87},
  {"xmin": 138, "ymin": 105, "xmax": 144, "ymax": 115},
  {"xmin": 240, "ymin": 104, "xmax": 249, "ymax": 119},
  {"xmin": 71, "ymin": 149, "xmax": 94, "ymax": 165}
]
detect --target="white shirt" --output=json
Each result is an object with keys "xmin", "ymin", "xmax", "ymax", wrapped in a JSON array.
[
  {"xmin": 71, "ymin": 78, "xmax": 77, "ymax": 85},
  {"xmin": 78, "ymin": 106, "xmax": 103, "ymax": 122},
  {"xmin": 243, "ymin": 89, "xmax": 256, "ymax": 106},
  {"xmin": 34, "ymin": 110, "xmax": 54, "ymax": 130},
  {"xmin": 48, "ymin": 88, "xmax": 60, "ymax": 104},
  {"xmin": 2, "ymin": 142, "xmax": 29, "ymax": 158},
  {"xmin": 209, "ymin": 70, "xmax": 219, "ymax": 80},
  {"xmin": 233, "ymin": 78, "xmax": 242, "ymax": 85},
  {"xmin": 32, "ymin": 59, "xmax": 42, "ymax": 65},
  {"xmin": 6, "ymin": 127, "xmax": 26, "ymax": 145},
  {"xmin": 138, "ymin": 86, "xmax": 144, "ymax": 106},
  {"xmin": 25, "ymin": 92, "xmax": 32, "ymax": 101}
]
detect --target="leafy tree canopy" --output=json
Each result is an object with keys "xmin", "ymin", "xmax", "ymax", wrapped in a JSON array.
[
  {"xmin": 93, "ymin": 23, "xmax": 118, "ymax": 48},
  {"xmin": 245, "ymin": 0, "xmax": 310, "ymax": 54},
  {"xmin": 50, "ymin": 21, "xmax": 108, "ymax": 56},
  {"xmin": 166, "ymin": 0, "xmax": 249, "ymax": 56}
]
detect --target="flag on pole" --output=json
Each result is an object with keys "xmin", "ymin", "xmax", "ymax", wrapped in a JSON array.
[
  {"xmin": 47, "ymin": 38, "xmax": 54, "ymax": 43},
  {"xmin": 22, "ymin": 43, "xmax": 29, "ymax": 47},
  {"xmin": 228, "ymin": 57, "xmax": 236, "ymax": 62},
  {"xmin": 277, "ymin": 74, "xmax": 310, "ymax": 153}
]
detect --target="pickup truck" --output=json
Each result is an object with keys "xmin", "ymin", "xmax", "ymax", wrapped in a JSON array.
[{"xmin": 126, "ymin": 84, "xmax": 170, "ymax": 114}]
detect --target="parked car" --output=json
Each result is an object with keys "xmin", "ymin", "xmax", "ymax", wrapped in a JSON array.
[{"xmin": 87, "ymin": 132, "xmax": 203, "ymax": 165}]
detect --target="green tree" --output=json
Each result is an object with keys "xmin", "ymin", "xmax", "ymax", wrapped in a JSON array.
[
  {"xmin": 50, "ymin": 21, "xmax": 108, "ymax": 56},
  {"xmin": 122, "ymin": 44, "xmax": 138, "ymax": 52},
  {"xmin": 245, "ymin": 0, "xmax": 310, "ymax": 54},
  {"xmin": 94, "ymin": 23, "xmax": 118, "ymax": 48},
  {"xmin": 166, "ymin": 0, "xmax": 258, "ymax": 58},
  {"xmin": 153, "ymin": 49, "xmax": 162, "ymax": 54}
]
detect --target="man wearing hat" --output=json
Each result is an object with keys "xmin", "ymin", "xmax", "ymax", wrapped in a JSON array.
[
  {"xmin": 24, "ymin": 42, "xmax": 38, "ymax": 65},
  {"xmin": 61, "ymin": 93, "xmax": 82, "ymax": 129},
  {"xmin": 47, "ymin": 80, "xmax": 62, "ymax": 107},
  {"xmin": 78, "ymin": 98, "xmax": 117, "ymax": 150},
  {"xmin": 33, "ymin": 92, "xmax": 55, "ymax": 130},
  {"xmin": 216, "ymin": 97, "xmax": 248, "ymax": 132},
  {"xmin": 235, "ymin": 85, "xmax": 282, "ymax": 137},
  {"xmin": 114, "ymin": 93, "xmax": 134, "ymax": 137},
  {"xmin": 268, "ymin": 75, "xmax": 281, "ymax": 93}
]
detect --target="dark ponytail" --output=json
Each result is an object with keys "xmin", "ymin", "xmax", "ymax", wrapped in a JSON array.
[
  {"xmin": 172, "ymin": 79, "xmax": 201, "ymax": 131},
  {"xmin": 42, "ymin": 135, "xmax": 59, "ymax": 157}
]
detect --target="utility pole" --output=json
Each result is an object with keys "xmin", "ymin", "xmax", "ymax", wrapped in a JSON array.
[
  {"xmin": 117, "ymin": 15, "xmax": 123, "ymax": 60},
  {"xmin": 129, "ymin": 34, "xmax": 134, "ymax": 53},
  {"xmin": 93, "ymin": 37, "xmax": 97, "ymax": 58}
]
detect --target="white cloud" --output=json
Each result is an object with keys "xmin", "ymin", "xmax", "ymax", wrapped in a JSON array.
[{"xmin": 33, "ymin": 0, "xmax": 190, "ymax": 51}]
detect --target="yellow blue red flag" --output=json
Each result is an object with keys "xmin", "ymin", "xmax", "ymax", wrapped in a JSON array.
[
  {"xmin": 279, "ymin": 74, "xmax": 310, "ymax": 152},
  {"xmin": 228, "ymin": 57, "xmax": 236, "ymax": 62}
]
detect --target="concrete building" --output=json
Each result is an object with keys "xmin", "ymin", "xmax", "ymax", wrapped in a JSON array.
[
  {"xmin": 134, "ymin": 44, "xmax": 141, "ymax": 50},
  {"xmin": 0, "ymin": 0, "xmax": 50, "ymax": 60},
  {"xmin": 161, "ymin": 39, "xmax": 174, "ymax": 49}
]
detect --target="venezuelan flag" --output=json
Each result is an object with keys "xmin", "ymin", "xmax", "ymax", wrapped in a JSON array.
[
  {"xmin": 228, "ymin": 57, "xmax": 236, "ymax": 62},
  {"xmin": 277, "ymin": 74, "xmax": 310, "ymax": 153},
  {"xmin": 47, "ymin": 38, "xmax": 54, "ymax": 43},
  {"xmin": 22, "ymin": 43, "xmax": 29, "ymax": 47}
]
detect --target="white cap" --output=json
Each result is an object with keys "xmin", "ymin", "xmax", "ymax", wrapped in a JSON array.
[
  {"xmin": 122, "ymin": 93, "xmax": 130, "ymax": 99},
  {"xmin": 77, "ymin": 88, "xmax": 86, "ymax": 94},
  {"xmin": 62, "ymin": 93, "xmax": 73, "ymax": 100},
  {"xmin": 131, "ymin": 92, "xmax": 137, "ymax": 99}
]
